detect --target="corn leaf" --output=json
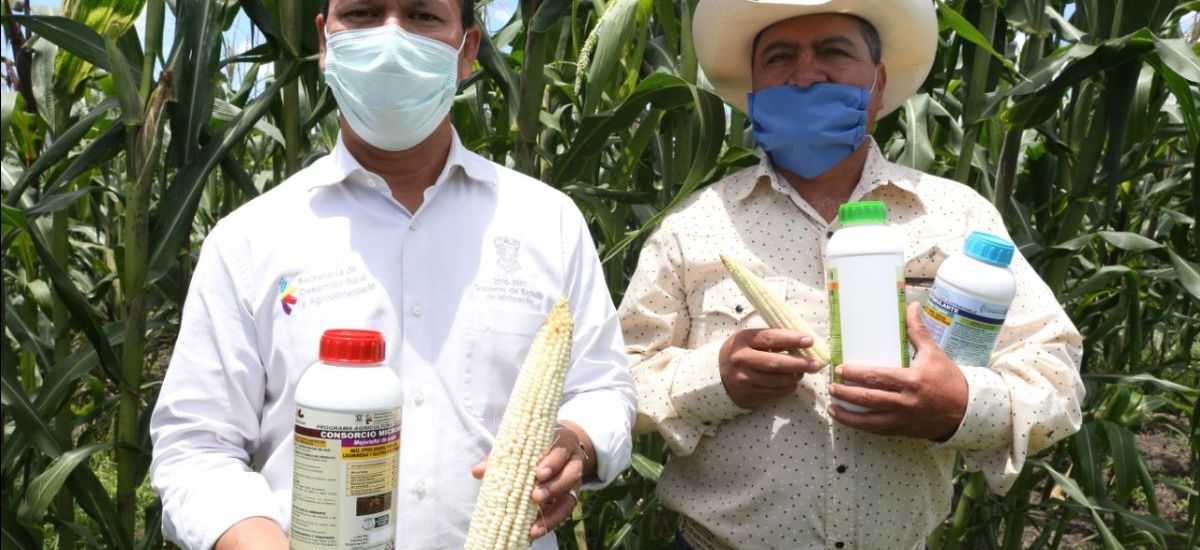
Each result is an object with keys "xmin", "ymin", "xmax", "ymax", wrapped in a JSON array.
[
  {"xmin": 935, "ymin": 0, "xmax": 1019, "ymax": 75},
  {"xmin": 1097, "ymin": 420, "xmax": 1138, "ymax": 505},
  {"xmin": 11, "ymin": 15, "xmax": 110, "ymax": 70},
  {"xmin": 1168, "ymin": 249, "xmax": 1200, "ymax": 302},
  {"xmin": 5, "ymin": 97, "xmax": 117, "ymax": 205},
  {"xmin": 17, "ymin": 443, "xmax": 110, "ymax": 524},
  {"xmin": 148, "ymin": 59, "xmax": 303, "ymax": 283},
  {"xmin": 630, "ymin": 452, "xmax": 662, "ymax": 482},
  {"xmin": 0, "ymin": 503, "xmax": 40, "ymax": 550},
  {"xmin": 583, "ymin": 0, "xmax": 640, "ymax": 116},
  {"xmin": 1152, "ymin": 37, "xmax": 1200, "ymax": 84},
  {"xmin": 1, "ymin": 205, "xmax": 129, "ymax": 391},
  {"xmin": 1096, "ymin": 231, "xmax": 1162, "ymax": 252},
  {"xmin": 1034, "ymin": 459, "xmax": 1124, "ymax": 550}
]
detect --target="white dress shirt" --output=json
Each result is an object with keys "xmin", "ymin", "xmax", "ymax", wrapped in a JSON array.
[{"xmin": 150, "ymin": 131, "xmax": 637, "ymax": 550}]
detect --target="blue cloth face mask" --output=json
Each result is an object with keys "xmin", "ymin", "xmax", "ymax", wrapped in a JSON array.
[
  {"xmin": 324, "ymin": 25, "xmax": 462, "ymax": 151},
  {"xmin": 747, "ymin": 76, "xmax": 875, "ymax": 178}
]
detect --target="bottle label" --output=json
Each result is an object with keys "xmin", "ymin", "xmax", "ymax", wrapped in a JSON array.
[
  {"xmin": 291, "ymin": 406, "xmax": 401, "ymax": 550},
  {"xmin": 896, "ymin": 265, "xmax": 909, "ymax": 368},
  {"xmin": 921, "ymin": 282, "xmax": 1009, "ymax": 367},
  {"xmin": 827, "ymin": 267, "xmax": 843, "ymax": 382},
  {"xmin": 826, "ymin": 265, "xmax": 908, "ymax": 385}
]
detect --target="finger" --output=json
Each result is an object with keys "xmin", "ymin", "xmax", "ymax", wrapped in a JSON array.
[
  {"xmin": 535, "ymin": 443, "xmax": 571, "ymax": 485},
  {"xmin": 735, "ymin": 348, "xmax": 821, "ymax": 376},
  {"xmin": 827, "ymin": 404, "xmax": 903, "ymax": 435},
  {"xmin": 906, "ymin": 302, "xmax": 935, "ymax": 353},
  {"xmin": 749, "ymin": 329, "xmax": 813, "ymax": 353},
  {"xmin": 534, "ymin": 457, "xmax": 583, "ymax": 503},
  {"xmin": 470, "ymin": 459, "xmax": 487, "ymax": 480},
  {"xmin": 828, "ymin": 382, "xmax": 909, "ymax": 411},
  {"xmin": 530, "ymin": 492, "xmax": 578, "ymax": 539},
  {"xmin": 731, "ymin": 367, "xmax": 802, "ymax": 391},
  {"xmin": 834, "ymin": 365, "xmax": 913, "ymax": 392}
]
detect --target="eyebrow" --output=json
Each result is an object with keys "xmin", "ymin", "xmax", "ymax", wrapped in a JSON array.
[
  {"xmin": 337, "ymin": 0, "xmax": 379, "ymax": 10},
  {"xmin": 404, "ymin": 0, "xmax": 443, "ymax": 10},
  {"xmin": 814, "ymin": 36, "xmax": 861, "ymax": 52},
  {"xmin": 758, "ymin": 39, "xmax": 797, "ymax": 60},
  {"xmin": 757, "ymin": 35, "xmax": 863, "ymax": 59}
]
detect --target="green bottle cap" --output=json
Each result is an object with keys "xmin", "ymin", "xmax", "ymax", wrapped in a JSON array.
[{"xmin": 838, "ymin": 201, "xmax": 887, "ymax": 226}]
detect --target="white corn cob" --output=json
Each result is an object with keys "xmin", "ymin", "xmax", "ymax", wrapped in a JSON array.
[
  {"xmin": 719, "ymin": 253, "xmax": 832, "ymax": 365},
  {"xmin": 464, "ymin": 296, "xmax": 574, "ymax": 550}
]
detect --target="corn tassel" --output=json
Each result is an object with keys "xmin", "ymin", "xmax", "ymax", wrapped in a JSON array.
[
  {"xmin": 719, "ymin": 253, "xmax": 832, "ymax": 364},
  {"xmin": 464, "ymin": 296, "xmax": 574, "ymax": 550}
]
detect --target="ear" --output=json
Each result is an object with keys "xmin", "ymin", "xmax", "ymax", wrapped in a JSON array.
[
  {"xmin": 875, "ymin": 64, "xmax": 888, "ymax": 101},
  {"xmin": 316, "ymin": 13, "xmax": 327, "ymax": 71},
  {"xmin": 457, "ymin": 24, "xmax": 482, "ymax": 81}
]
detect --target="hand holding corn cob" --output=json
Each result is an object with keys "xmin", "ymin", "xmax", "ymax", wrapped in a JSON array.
[
  {"xmin": 465, "ymin": 297, "xmax": 582, "ymax": 550},
  {"xmin": 715, "ymin": 254, "xmax": 830, "ymax": 408},
  {"xmin": 720, "ymin": 253, "xmax": 831, "ymax": 363}
]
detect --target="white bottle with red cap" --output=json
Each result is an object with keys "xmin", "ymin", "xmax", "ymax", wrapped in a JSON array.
[{"xmin": 291, "ymin": 329, "xmax": 403, "ymax": 550}]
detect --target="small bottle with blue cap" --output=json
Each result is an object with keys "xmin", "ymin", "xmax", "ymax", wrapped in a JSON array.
[{"xmin": 920, "ymin": 231, "xmax": 1018, "ymax": 367}]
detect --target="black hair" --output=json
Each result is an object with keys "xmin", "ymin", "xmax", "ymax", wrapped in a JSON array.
[
  {"xmin": 321, "ymin": 0, "xmax": 476, "ymax": 31},
  {"xmin": 856, "ymin": 16, "xmax": 882, "ymax": 65},
  {"xmin": 752, "ymin": 14, "xmax": 883, "ymax": 65}
]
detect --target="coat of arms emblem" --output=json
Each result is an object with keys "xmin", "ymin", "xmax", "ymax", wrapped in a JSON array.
[{"xmin": 494, "ymin": 236, "xmax": 521, "ymax": 274}]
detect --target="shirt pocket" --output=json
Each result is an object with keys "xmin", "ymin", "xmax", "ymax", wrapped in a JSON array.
[
  {"xmin": 693, "ymin": 276, "xmax": 789, "ymax": 347},
  {"xmin": 905, "ymin": 241, "xmax": 953, "ymax": 305},
  {"xmin": 461, "ymin": 307, "xmax": 547, "ymax": 432}
]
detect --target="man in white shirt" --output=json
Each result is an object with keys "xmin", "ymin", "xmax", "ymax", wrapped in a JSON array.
[{"xmin": 149, "ymin": 1, "xmax": 636, "ymax": 548}]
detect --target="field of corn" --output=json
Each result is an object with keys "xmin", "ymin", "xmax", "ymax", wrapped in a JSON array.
[{"xmin": 2, "ymin": 0, "xmax": 1198, "ymax": 548}]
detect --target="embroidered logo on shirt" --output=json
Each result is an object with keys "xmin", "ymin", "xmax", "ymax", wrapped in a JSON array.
[
  {"xmin": 494, "ymin": 236, "xmax": 521, "ymax": 274},
  {"xmin": 278, "ymin": 278, "xmax": 298, "ymax": 315}
]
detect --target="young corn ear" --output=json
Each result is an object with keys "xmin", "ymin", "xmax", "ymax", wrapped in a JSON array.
[
  {"xmin": 719, "ymin": 253, "xmax": 832, "ymax": 365},
  {"xmin": 464, "ymin": 296, "xmax": 574, "ymax": 550}
]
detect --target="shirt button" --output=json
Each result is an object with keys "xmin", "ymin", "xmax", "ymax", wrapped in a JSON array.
[
  {"xmin": 414, "ymin": 391, "xmax": 424, "ymax": 406},
  {"xmin": 411, "ymin": 303, "xmax": 423, "ymax": 317},
  {"xmin": 836, "ymin": 464, "xmax": 847, "ymax": 474},
  {"xmin": 413, "ymin": 480, "xmax": 426, "ymax": 499},
  {"xmin": 409, "ymin": 220, "xmax": 419, "ymax": 231}
]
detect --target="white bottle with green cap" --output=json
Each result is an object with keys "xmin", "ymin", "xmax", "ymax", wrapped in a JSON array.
[
  {"xmin": 920, "ymin": 230, "xmax": 1017, "ymax": 367},
  {"xmin": 825, "ymin": 201, "xmax": 908, "ymax": 413}
]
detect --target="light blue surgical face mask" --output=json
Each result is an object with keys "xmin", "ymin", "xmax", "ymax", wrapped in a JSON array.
[
  {"xmin": 324, "ymin": 25, "xmax": 462, "ymax": 151},
  {"xmin": 747, "ymin": 73, "xmax": 877, "ymax": 178}
]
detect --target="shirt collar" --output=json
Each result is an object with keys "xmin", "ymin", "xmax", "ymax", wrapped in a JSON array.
[
  {"xmin": 306, "ymin": 129, "xmax": 493, "ymax": 191},
  {"xmin": 733, "ymin": 138, "xmax": 924, "ymax": 208}
]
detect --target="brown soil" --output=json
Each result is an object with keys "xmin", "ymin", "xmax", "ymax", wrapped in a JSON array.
[{"xmin": 1020, "ymin": 414, "xmax": 1195, "ymax": 549}]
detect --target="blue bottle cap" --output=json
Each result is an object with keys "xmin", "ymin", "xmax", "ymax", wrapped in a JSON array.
[{"xmin": 964, "ymin": 231, "xmax": 1015, "ymax": 267}]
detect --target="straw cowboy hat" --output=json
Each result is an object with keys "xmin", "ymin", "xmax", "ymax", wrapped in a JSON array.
[{"xmin": 694, "ymin": 0, "xmax": 938, "ymax": 117}]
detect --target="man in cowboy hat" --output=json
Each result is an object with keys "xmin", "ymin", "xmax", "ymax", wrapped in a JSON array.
[{"xmin": 618, "ymin": 0, "xmax": 1084, "ymax": 548}]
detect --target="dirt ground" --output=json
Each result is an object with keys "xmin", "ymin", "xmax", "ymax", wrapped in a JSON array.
[{"xmin": 1020, "ymin": 414, "xmax": 1195, "ymax": 549}]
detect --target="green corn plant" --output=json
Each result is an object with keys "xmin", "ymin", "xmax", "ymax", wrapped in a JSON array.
[
  {"xmin": 3, "ymin": 0, "xmax": 1198, "ymax": 548},
  {"xmin": 2, "ymin": 0, "xmax": 319, "ymax": 547}
]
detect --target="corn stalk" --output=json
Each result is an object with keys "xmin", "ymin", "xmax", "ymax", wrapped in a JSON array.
[{"xmin": 2, "ymin": 1, "xmax": 1198, "ymax": 549}]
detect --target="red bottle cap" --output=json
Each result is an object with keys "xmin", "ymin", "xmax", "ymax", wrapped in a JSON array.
[{"xmin": 319, "ymin": 329, "xmax": 385, "ymax": 365}]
